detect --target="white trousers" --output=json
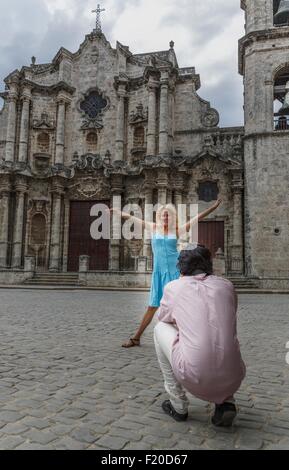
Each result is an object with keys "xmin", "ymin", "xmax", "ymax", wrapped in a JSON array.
[
  {"xmin": 154, "ymin": 321, "xmax": 189, "ymax": 415},
  {"xmin": 154, "ymin": 322, "xmax": 235, "ymax": 413}
]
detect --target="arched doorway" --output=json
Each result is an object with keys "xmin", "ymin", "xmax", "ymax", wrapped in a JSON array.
[{"xmin": 67, "ymin": 201, "xmax": 110, "ymax": 272}]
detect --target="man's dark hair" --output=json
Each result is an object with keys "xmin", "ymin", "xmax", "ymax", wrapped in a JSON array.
[{"xmin": 177, "ymin": 244, "xmax": 213, "ymax": 276}]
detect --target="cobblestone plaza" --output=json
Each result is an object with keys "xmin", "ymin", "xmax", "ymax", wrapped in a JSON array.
[{"xmin": 0, "ymin": 289, "xmax": 288, "ymax": 450}]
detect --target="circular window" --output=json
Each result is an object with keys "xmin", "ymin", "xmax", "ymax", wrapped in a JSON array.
[
  {"xmin": 274, "ymin": 228, "xmax": 281, "ymax": 236},
  {"xmin": 80, "ymin": 90, "xmax": 108, "ymax": 119}
]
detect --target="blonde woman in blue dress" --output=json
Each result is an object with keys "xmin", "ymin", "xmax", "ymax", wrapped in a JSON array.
[{"xmin": 113, "ymin": 199, "xmax": 222, "ymax": 348}]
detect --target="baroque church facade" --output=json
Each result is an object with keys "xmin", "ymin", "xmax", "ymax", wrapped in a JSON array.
[{"xmin": 0, "ymin": 0, "xmax": 288, "ymax": 288}]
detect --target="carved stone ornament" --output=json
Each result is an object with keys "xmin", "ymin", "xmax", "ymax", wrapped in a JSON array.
[
  {"xmin": 202, "ymin": 109, "xmax": 220, "ymax": 128},
  {"xmin": 129, "ymin": 103, "xmax": 148, "ymax": 125},
  {"xmin": 28, "ymin": 199, "xmax": 50, "ymax": 214},
  {"xmin": 73, "ymin": 154, "xmax": 104, "ymax": 173},
  {"xmin": 32, "ymin": 113, "xmax": 55, "ymax": 129},
  {"xmin": 81, "ymin": 116, "xmax": 104, "ymax": 130},
  {"xmin": 33, "ymin": 153, "xmax": 51, "ymax": 173},
  {"xmin": 200, "ymin": 159, "xmax": 220, "ymax": 178},
  {"xmin": 91, "ymin": 46, "xmax": 99, "ymax": 64},
  {"xmin": 69, "ymin": 177, "xmax": 110, "ymax": 200}
]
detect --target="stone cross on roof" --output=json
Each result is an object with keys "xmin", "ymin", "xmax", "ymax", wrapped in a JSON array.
[{"xmin": 92, "ymin": 4, "xmax": 105, "ymax": 34}]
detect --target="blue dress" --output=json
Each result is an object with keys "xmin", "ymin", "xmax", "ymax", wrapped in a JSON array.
[{"xmin": 149, "ymin": 233, "xmax": 180, "ymax": 307}]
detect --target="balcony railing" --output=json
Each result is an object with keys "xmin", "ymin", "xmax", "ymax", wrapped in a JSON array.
[{"xmin": 274, "ymin": 116, "xmax": 289, "ymax": 131}]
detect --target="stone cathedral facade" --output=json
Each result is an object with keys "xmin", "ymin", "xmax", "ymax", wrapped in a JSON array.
[{"xmin": 0, "ymin": 1, "xmax": 288, "ymax": 288}]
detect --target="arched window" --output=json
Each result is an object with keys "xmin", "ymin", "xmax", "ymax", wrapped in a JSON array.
[
  {"xmin": 198, "ymin": 181, "xmax": 219, "ymax": 203},
  {"xmin": 37, "ymin": 132, "xmax": 50, "ymax": 152},
  {"xmin": 133, "ymin": 126, "xmax": 145, "ymax": 148},
  {"xmin": 86, "ymin": 132, "xmax": 98, "ymax": 152},
  {"xmin": 274, "ymin": 67, "xmax": 289, "ymax": 130},
  {"xmin": 274, "ymin": 1, "xmax": 289, "ymax": 27}
]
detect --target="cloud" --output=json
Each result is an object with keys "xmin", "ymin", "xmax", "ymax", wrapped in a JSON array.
[{"xmin": 0, "ymin": 0, "xmax": 245, "ymax": 126}]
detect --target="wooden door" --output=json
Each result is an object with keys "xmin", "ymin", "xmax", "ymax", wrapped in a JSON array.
[
  {"xmin": 198, "ymin": 221, "xmax": 224, "ymax": 257},
  {"xmin": 68, "ymin": 201, "xmax": 110, "ymax": 272}
]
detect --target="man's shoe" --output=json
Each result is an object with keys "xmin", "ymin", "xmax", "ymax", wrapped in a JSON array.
[
  {"xmin": 211, "ymin": 402, "xmax": 237, "ymax": 427},
  {"xmin": 162, "ymin": 400, "xmax": 188, "ymax": 422}
]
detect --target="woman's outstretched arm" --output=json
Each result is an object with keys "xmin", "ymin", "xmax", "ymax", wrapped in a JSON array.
[
  {"xmin": 110, "ymin": 208, "xmax": 154, "ymax": 232},
  {"xmin": 179, "ymin": 198, "xmax": 222, "ymax": 234}
]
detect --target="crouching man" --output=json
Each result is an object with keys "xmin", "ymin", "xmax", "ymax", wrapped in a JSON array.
[{"xmin": 154, "ymin": 245, "xmax": 246, "ymax": 427}]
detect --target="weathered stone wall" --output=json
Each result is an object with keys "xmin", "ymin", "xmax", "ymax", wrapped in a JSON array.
[
  {"xmin": 30, "ymin": 93, "xmax": 57, "ymax": 164},
  {"xmin": 0, "ymin": 270, "xmax": 34, "ymax": 285},
  {"xmin": 68, "ymin": 38, "xmax": 119, "ymax": 162},
  {"xmin": 242, "ymin": 0, "xmax": 274, "ymax": 34},
  {"xmin": 241, "ymin": 3, "xmax": 289, "ymax": 279},
  {"xmin": 244, "ymin": 134, "xmax": 289, "ymax": 278},
  {"xmin": 79, "ymin": 270, "xmax": 152, "ymax": 288},
  {"xmin": 127, "ymin": 87, "xmax": 149, "ymax": 160},
  {"xmin": 32, "ymin": 69, "xmax": 59, "ymax": 87},
  {"xmin": 243, "ymin": 38, "xmax": 289, "ymax": 135},
  {"xmin": 0, "ymin": 99, "xmax": 8, "ymax": 159}
]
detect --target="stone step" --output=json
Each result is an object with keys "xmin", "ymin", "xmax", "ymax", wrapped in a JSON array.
[
  {"xmin": 24, "ymin": 281, "xmax": 79, "ymax": 286},
  {"xmin": 27, "ymin": 278, "xmax": 78, "ymax": 281},
  {"xmin": 229, "ymin": 278, "xmax": 259, "ymax": 289},
  {"xmin": 24, "ymin": 272, "xmax": 79, "ymax": 286},
  {"xmin": 24, "ymin": 273, "xmax": 260, "ymax": 290},
  {"xmin": 25, "ymin": 282, "xmax": 79, "ymax": 286},
  {"xmin": 33, "ymin": 273, "xmax": 78, "ymax": 277}
]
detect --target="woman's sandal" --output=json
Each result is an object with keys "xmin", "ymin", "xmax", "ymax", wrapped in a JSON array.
[{"xmin": 122, "ymin": 338, "xmax": 141, "ymax": 348}]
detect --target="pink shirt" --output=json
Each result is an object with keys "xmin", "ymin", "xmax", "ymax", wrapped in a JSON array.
[{"xmin": 158, "ymin": 274, "xmax": 246, "ymax": 404}]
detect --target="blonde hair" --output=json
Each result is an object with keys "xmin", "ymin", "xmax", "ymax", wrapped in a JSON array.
[{"xmin": 156, "ymin": 204, "xmax": 178, "ymax": 229}]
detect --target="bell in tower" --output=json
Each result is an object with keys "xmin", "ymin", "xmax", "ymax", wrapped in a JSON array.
[
  {"xmin": 274, "ymin": 0, "xmax": 289, "ymax": 25},
  {"xmin": 279, "ymin": 81, "xmax": 289, "ymax": 114}
]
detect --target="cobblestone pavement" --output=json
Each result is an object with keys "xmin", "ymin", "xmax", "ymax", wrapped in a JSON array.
[{"xmin": 0, "ymin": 290, "xmax": 289, "ymax": 450}]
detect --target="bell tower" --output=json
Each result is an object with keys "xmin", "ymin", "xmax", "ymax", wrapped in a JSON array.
[{"xmin": 239, "ymin": 0, "xmax": 289, "ymax": 287}]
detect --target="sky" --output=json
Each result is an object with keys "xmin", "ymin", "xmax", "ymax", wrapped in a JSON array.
[{"xmin": 0, "ymin": 0, "xmax": 245, "ymax": 127}]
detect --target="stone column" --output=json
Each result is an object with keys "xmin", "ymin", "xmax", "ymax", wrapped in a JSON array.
[
  {"xmin": 18, "ymin": 86, "xmax": 32, "ymax": 163},
  {"xmin": 157, "ymin": 169, "xmax": 168, "ymax": 205},
  {"xmin": 175, "ymin": 189, "xmax": 187, "ymax": 249},
  {"xmin": 55, "ymin": 96, "xmax": 67, "ymax": 165},
  {"xmin": 168, "ymin": 81, "xmax": 176, "ymax": 155},
  {"xmin": 24, "ymin": 255, "xmax": 36, "ymax": 273},
  {"xmin": 233, "ymin": 189, "xmax": 243, "ymax": 247},
  {"xmin": 174, "ymin": 173, "xmax": 185, "ymax": 218},
  {"xmin": 5, "ymin": 84, "xmax": 18, "ymax": 162},
  {"xmin": 265, "ymin": 80, "xmax": 274, "ymax": 132},
  {"xmin": 230, "ymin": 172, "xmax": 244, "ymax": 275},
  {"xmin": 79, "ymin": 255, "xmax": 90, "ymax": 273},
  {"xmin": 158, "ymin": 187, "xmax": 167, "ymax": 206},
  {"xmin": 110, "ymin": 176, "xmax": 123, "ymax": 271},
  {"xmin": 167, "ymin": 190, "xmax": 173, "ymax": 204},
  {"xmin": 159, "ymin": 72, "xmax": 169, "ymax": 156},
  {"xmin": 143, "ymin": 185, "xmax": 153, "ymax": 262},
  {"xmin": 213, "ymin": 248, "xmax": 226, "ymax": 277},
  {"xmin": 62, "ymin": 197, "xmax": 70, "ymax": 272},
  {"xmin": 174, "ymin": 190, "xmax": 183, "ymax": 209},
  {"xmin": 0, "ymin": 180, "xmax": 11, "ymax": 267},
  {"xmin": 49, "ymin": 183, "xmax": 63, "ymax": 272},
  {"xmin": 147, "ymin": 77, "xmax": 159, "ymax": 156},
  {"xmin": 115, "ymin": 82, "xmax": 127, "ymax": 161},
  {"xmin": 12, "ymin": 179, "xmax": 28, "ymax": 268}
]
